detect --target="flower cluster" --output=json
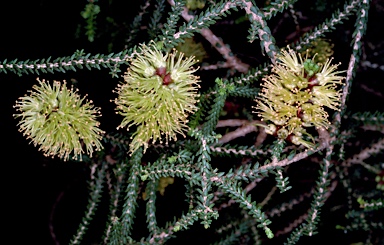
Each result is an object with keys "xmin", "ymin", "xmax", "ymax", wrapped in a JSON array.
[
  {"xmin": 176, "ymin": 38, "xmax": 208, "ymax": 62},
  {"xmin": 14, "ymin": 78, "xmax": 104, "ymax": 161},
  {"xmin": 114, "ymin": 41, "xmax": 200, "ymax": 154},
  {"xmin": 186, "ymin": 0, "xmax": 205, "ymax": 10},
  {"xmin": 254, "ymin": 47, "xmax": 344, "ymax": 148},
  {"xmin": 157, "ymin": 177, "xmax": 175, "ymax": 195},
  {"xmin": 301, "ymin": 38, "xmax": 334, "ymax": 64}
]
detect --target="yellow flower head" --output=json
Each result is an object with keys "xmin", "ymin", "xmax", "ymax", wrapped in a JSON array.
[
  {"xmin": 114, "ymin": 41, "xmax": 200, "ymax": 154},
  {"xmin": 14, "ymin": 78, "xmax": 104, "ymax": 161},
  {"xmin": 254, "ymin": 46, "xmax": 344, "ymax": 148}
]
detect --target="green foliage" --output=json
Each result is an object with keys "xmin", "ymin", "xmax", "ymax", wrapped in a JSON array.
[
  {"xmin": 5, "ymin": 0, "xmax": 384, "ymax": 244},
  {"xmin": 201, "ymin": 78, "xmax": 232, "ymax": 136},
  {"xmin": 293, "ymin": 0, "xmax": 361, "ymax": 52},
  {"xmin": 274, "ymin": 167, "xmax": 292, "ymax": 193},
  {"xmin": 357, "ymin": 196, "xmax": 383, "ymax": 211},
  {"xmin": 70, "ymin": 161, "xmax": 107, "ymax": 244},
  {"xmin": 126, "ymin": 1, "xmax": 151, "ymax": 47},
  {"xmin": 148, "ymin": 0, "xmax": 166, "ymax": 40},
  {"xmin": 0, "ymin": 48, "xmax": 133, "ymax": 77},
  {"xmin": 212, "ymin": 220, "xmax": 251, "ymax": 245},
  {"xmin": 351, "ymin": 111, "xmax": 384, "ymax": 125},
  {"xmin": 108, "ymin": 149, "xmax": 143, "ymax": 243},
  {"xmin": 81, "ymin": 0, "xmax": 101, "ymax": 42}
]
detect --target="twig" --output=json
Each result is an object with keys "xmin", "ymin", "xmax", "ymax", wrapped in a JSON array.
[
  {"xmin": 218, "ymin": 124, "xmax": 258, "ymax": 144},
  {"xmin": 343, "ymin": 138, "xmax": 384, "ymax": 167},
  {"xmin": 168, "ymin": 0, "xmax": 250, "ymax": 73}
]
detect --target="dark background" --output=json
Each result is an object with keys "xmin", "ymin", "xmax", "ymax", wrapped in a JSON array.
[
  {"xmin": 1, "ymin": 1, "xmax": 383, "ymax": 244},
  {"xmin": 0, "ymin": 1, "xmax": 121, "ymax": 244}
]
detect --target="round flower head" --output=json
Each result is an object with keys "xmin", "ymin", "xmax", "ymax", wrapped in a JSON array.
[
  {"xmin": 114, "ymin": 41, "xmax": 200, "ymax": 154},
  {"xmin": 254, "ymin": 46, "xmax": 344, "ymax": 148},
  {"xmin": 14, "ymin": 78, "xmax": 104, "ymax": 161}
]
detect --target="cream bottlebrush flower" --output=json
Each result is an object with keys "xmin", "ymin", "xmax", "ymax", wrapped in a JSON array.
[
  {"xmin": 114, "ymin": 41, "xmax": 200, "ymax": 154},
  {"xmin": 14, "ymin": 78, "xmax": 104, "ymax": 161},
  {"xmin": 254, "ymin": 47, "xmax": 344, "ymax": 148}
]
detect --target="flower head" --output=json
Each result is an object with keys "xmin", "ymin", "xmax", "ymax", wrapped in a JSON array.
[
  {"xmin": 254, "ymin": 46, "xmax": 344, "ymax": 148},
  {"xmin": 301, "ymin": 38, "xmax": 334, "ymax": 64},
  {"xmin": 14, "ymin": 78, "xmax": 104, "ymax": 161},
  {"xmin": 114, "ymin": 41, "xmax": 200, "ymax": 154},
  {"xmin": 176, "ymin": 38, "xmax": 208, "ymax": 62}
]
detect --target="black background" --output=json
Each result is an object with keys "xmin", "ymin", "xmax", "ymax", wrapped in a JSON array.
[{"xmin": 1, "ymin": 1, "xmax": 383, "ymax": 244}]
